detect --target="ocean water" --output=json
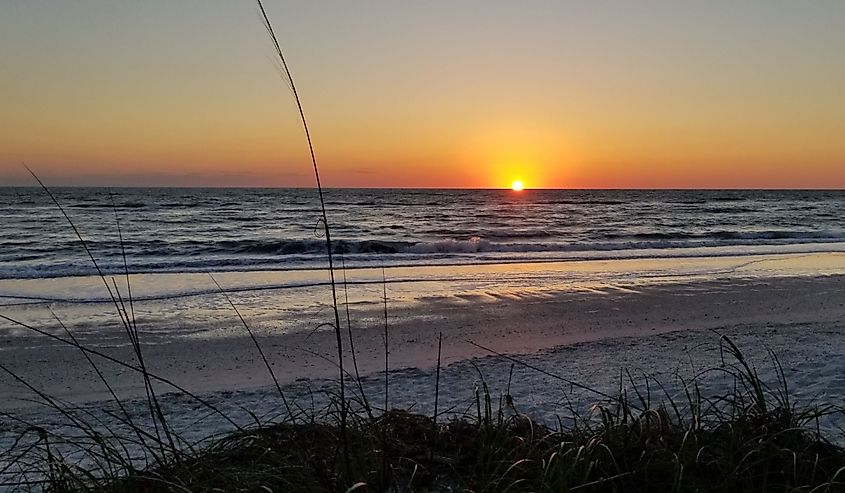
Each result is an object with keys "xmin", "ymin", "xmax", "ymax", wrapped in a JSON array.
[
  {"xmin": 1, "ymin": 188, "xmax": 843, "ymax": 280},
  {"xmin": 1, "ymin": 187, "xmax": 844, "ymax": 334}
]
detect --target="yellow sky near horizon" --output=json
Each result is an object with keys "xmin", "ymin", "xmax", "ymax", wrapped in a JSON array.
[{"xmin": 1, "ymin": 1, "xmax": 844, "ymax": 189}]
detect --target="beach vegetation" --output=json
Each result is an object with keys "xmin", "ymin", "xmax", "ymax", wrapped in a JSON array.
[{"xmin": 2, "ymin": 330, "xmax": 844, "ymax": 492}]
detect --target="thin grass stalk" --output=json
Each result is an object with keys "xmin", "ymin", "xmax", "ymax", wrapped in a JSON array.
[
  {"xmin": 0, "ymin": 365, "xmax": 130, "ymax": 473},
  {"xmin": 109, "ymin": 271, "xmax": 178, "ymax": 457},
  {"xmin": 0, "ymin": 410, "xmax": 128, "ymax": 468},
  {"xmin": 466, "ymin": 339, "xmax": 641, "ymax": 412},
  {"xmin": 207, "ymin": 273, "xmax": 295, "ymax": 422},
  {"xmin": 108, "ymin": 189, "xmax": 159, "ymax": 436},
  {"xmin": 56, "ymin": 405, "xmax": 144, "ymax": 473},
  {"xmin": 382, "ymin": 267, "xmax": 390, "ymax": 413},
  {"xmin": 255, "ymin": 0, "xmax": 349, "ymax": 473},
  {"xmin": 0, "ymin": 313, "xmax": 242, "ymax": 430},
  {"xmin": 48, "ymin": 311, "xmax": 159, "ymax": 464},
  {"xmin": 340, "ymin": 252, "xmax": 373, "ymax": 418},
  {"xmin": 380, "ymin": 266, "xmax": 392, "ymax": 489},
  {"xmin": 0, "ymin": 432, "xmax": 47, "ymax": 483},
  {"xmin": 108, "ymin": 195, "xmax": 168, "ymax": 462},
  {"xmin": 108, "ymin": 191, "xmax": 139, "ymax": 339},
  {"xmin": 109, "ymin": 190, "xmax": 148, "ymax": 428},
  {"xmin": 434, "ymin": 331, "xmax": 443, "ymax": 424},
  {"xmin": 23, "ymin": 167, "xmax": 178, "ymax": 454},
  {"xmin": 108, "ymin": 275, "xmax": 169, "ymax": 456},
  {"xmin": 22, "ymin": 167, "xmax": 130, "ymax": 332},
  {"xmin": 2, "ymin": 398, "xmax": 167, "ymax": 479}
]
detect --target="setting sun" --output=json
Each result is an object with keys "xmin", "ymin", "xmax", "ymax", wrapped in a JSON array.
[{"xmin": 511, "ymin": 180, "xmax": 524, "ymax": 191}]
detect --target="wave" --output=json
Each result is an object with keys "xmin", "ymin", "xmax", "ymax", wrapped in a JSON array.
[
  {"xmin": 67, "ymin": 202, "xmax": 150, "ymax": 209},
  {"xmin": 534, "ymin": 199, "xmax": 627, "ymax": 205},
  {"xmin": 3, "ymin": 233, "xmax": 845, "ymax": 280},
  {"xmin": 405, "ymin": 233, "xmax": 845, "ymax": 254},
  {"xmin": 199, "ymin": 238, "xmax": 416, "ymax": 255},
  {"xmin": 702, "ymin": 207, "xmax": 755, "ymax": 214},
  {"xmin": 2, "ymin": 241, "xmax": 844, "ymax": 284},
  {"xmin": 603, "ymin": 230, "xmax": 845, "ymax": 242},
  {"xmin": 6, "ymin": 228, "xmax": 845, "ymax": 259}
]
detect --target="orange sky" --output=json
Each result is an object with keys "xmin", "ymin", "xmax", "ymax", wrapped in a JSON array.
[{"xmin": 2, "ymin": 1, "xmax": 844, "ymax": 188}]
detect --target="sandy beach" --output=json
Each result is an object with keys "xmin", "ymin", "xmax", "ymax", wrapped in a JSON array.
[{"xmin": 2, "ymin": 252, "xmax": 843, "ymax": 444}]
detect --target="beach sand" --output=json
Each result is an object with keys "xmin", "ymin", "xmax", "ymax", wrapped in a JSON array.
[{"xmin": 1, "ymin": 253, "xmax": 843, "ymax": 426}]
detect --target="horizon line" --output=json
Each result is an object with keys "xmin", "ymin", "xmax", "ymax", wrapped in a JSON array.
[{"xmin": 2, "ymin": 185, "xmax": 844, "ymax": 191}]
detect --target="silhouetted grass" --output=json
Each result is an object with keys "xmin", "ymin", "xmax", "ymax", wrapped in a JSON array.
[
  {"xmin": 5, "ymin": 335, "xmax": 841, "ymax": 492},
  {"xmin": 256, "ymin": 0, "xmax": 351, "ymax": 470}
]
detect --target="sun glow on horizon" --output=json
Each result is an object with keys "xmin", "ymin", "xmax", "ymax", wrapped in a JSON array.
[
  {"xmin": 511, "ymin": 180, "xmax": 524, "ymax": 191},
  {"xmin": 1, "ymin": 3, "xmax": 843, "ymax": 189}
]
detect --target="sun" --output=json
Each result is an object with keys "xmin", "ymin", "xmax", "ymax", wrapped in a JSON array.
[{"xmin": 511, "ymin": 180, "xmax": 524, "ymax": 191}]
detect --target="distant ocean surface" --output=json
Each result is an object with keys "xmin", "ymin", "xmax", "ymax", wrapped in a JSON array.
[{"xmin": 1, "ymin": 188, "xmax": 843, "ymax": 280}]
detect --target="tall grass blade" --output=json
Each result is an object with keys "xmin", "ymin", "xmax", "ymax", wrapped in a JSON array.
[
  {"xmin": 207, "ymin": 273, "xmax": 294, "ymax": 422},
  {"xmin": 255, "ymin": 0, "xmax": 349, "ymax": 472}
]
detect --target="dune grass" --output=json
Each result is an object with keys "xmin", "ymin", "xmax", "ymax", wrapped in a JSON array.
[{"xmin": 4, "ymin": 336, "xmax": 844, "ymax": 492}]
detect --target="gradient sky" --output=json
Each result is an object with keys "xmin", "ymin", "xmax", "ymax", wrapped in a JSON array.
[{"xmin": 2, "ymin": 1, "xmax": 844, "ymax": 188}]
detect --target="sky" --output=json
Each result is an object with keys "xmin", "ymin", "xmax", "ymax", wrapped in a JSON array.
[{"xmin": 1, "ymin": 1, "xmax": 844, "ymax": 189}]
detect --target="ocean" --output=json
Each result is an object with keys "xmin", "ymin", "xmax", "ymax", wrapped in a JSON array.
[{"xmin": 2, "ymin": 188, "xmax": 843, "ymax": 280}]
